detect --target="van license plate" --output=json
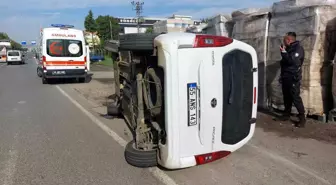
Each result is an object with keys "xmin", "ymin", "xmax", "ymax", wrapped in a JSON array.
[
  {"xmin": 52, "ymin": 71, "xmax": 65, "ymax": 75},
  {"xmin": 187, "ymin": 83, "xmax": 197, "ymax": 126}
]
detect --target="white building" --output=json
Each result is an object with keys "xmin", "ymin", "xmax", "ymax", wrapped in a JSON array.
[
  {"xmin": 153, "ymin": 15, "xmax": 201, "ymax": 33},
  {"xmin": 116, "ymin": 17, "xmax": 166, "ymax": 34}
]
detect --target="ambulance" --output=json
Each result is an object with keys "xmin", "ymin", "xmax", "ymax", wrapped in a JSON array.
[{"xmin": 39, "ymin": 24, "xmax": 87, "ymax": 84}]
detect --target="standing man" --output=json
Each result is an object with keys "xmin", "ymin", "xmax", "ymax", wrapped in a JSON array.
[{"xmin": 279, "ymin": 32, "xmax": 306, "ymax": 127}]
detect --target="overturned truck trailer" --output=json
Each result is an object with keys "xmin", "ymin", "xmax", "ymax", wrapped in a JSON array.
[
  {"xmin": 231, "ymin": 8, "xmax": 271, "ymax": 109},
  {"xmin": 203, "ymin": 14, "xmax": 234, "ymax": 37},
  {"xmin": 267, "ymin": 1, "xmax": 336, "ymax": 116}
]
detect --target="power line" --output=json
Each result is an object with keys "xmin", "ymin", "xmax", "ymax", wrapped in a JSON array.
[{"xmin": 131, "ymin": 1, "xmax": 144, "ymax": 33}]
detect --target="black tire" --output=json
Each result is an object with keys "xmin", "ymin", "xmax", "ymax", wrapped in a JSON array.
[
  {"xmin": 107, "ymin": 94, "xmax": 121, "ymax": 116},
  {"xmin": 107, "ymin": 103, "xmax": 120, "ymax": 116},
  {"xmin": 78, "ymin": 77, "xmax": 86, "ymax": 83},
  {"xmin": 42, "ymin": 77, "xmax": 48, "ymax": 84},
  {"xmin": 124, "ymin": 141, "xmax": 157, "ymax": 168},
  {"xmin": 7, "ymin": 62, "xmax": 11, "ymax": 65},
  {"xmin": 143, "ymin": 68, "xmax": 162, "ymax": 116},
  {"xmin": 37, "ymin": 68, "xmax": 42, "ymax": 77},
  {"xmin": 119, "ymin": 33, "xmax": 160, "ymax": 51}
]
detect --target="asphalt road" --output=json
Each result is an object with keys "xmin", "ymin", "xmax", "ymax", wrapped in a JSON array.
[
  {"xmin": 0, "ymin": 55, "xmax": 163, "ymax": 185},
  {"xmin": 1, "ymin": 54, "xmax": 336, "ymax": 185}
]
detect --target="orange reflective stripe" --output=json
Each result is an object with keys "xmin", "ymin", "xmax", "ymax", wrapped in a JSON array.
[{"xmin": 45, "ymin": 61, "xmax": 85, "ymax": 66}]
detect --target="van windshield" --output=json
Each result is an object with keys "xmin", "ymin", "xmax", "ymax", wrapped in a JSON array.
[
  {"xmin": 8, "ymin": 51, "xmax": 20, "ymax": 56},
  {"xmin": 47, "ymin": 39, "xmax": 83, "ymax": 57}
]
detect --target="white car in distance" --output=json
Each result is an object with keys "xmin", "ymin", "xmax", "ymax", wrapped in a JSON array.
[{"xmin": 7, "ymin": 50, "xmax": 24, "ymax": 65}]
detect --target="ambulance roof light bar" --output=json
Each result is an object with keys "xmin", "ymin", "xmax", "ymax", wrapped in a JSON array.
[
  {"xmin": 51, "ymin": 24, "xmax": 74, "ymax": 28},
  {"xmin": 193, "ymin": 35, "xmax": 233, "ymax": 48}
]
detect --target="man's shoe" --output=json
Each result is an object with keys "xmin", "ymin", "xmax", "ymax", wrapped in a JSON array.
[
  {"xmin": 295, "ymin": 115, "xmax": 306, "ymax": 128},
  {"xmin": 278, "ymin": 114, "xmax": 290, "ymax": 121}
]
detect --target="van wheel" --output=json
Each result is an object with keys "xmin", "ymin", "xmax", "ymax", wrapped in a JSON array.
[
  {"xmin": 107, "ymin": 95, "xmax": 121, "ymax": 116},
  {"xmin": 124, "ymin": 140, "xmax": 157, "ymax": 168},
  {"xmin": 107, "ymin": 103, "xmax": 120, "ymax": 116},
  {"xmin": 119, "ymin": 33, "xmax": 160, "ymax": 51}
]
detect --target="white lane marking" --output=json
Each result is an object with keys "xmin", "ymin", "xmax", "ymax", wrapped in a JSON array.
[
  {"xmin": 55, "ymin": 85, "xmax": 179, "ymax": 185},
  {"xmin": 0, "ymin": 63, "xmax": 6, "ymax": 68},
  {"xmin": 248, "ymin": 144, "xmax": 331, "ymax": 185}
]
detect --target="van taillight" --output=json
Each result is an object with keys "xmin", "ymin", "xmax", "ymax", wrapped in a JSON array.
[
  {"xmin": 193, "ymin": 35, "xmax": 233, "ymax": 48},
  {"xmin": 253, "ymin": 87, "xmax": 257, "ymax": 104},
  {"xmin": 195, "ymin": 151, "xmax": 231, "ymax": 165}
]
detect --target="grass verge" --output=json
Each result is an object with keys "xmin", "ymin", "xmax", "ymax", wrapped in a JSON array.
[{"xmin": 96, "ymin": 55, "xmax": 113, "ymax": 66}]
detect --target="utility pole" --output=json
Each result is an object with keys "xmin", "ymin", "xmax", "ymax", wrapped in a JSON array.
[
  {"xmin": 131, "ymin": 1, "xmax": 144, "ymax": 33},
  {"xmin": 109, "ymin": 19, "xmax": 113, "ymax": 39}
]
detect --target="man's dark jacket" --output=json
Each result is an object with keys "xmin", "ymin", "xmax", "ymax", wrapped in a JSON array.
[{"xmin": 280, "ymin": 41, "xmax": 305, "ymax": 81}]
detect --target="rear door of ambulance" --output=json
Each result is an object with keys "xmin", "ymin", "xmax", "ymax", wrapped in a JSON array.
[
  {"xmin": 44, "ymin": 29, "xmax": 85, "ymax": 73},
  {"xmin": 177, "ymin": 35, "xmax": 257, "ymax": 163}
]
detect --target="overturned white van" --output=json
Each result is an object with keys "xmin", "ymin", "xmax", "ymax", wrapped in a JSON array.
[{"xmin": 109, "ymin": 33, "xmax": 258, "ymax": 169}]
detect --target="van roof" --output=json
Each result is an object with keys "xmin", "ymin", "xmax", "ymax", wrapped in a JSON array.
[{"xmin": 7, "ymin": 50, "xmax": 21, "ymax": 53}]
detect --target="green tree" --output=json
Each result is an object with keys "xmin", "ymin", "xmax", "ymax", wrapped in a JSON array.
[
  {"xmin": 84, "ymin": 10, "xmax": 97, "ymax": 32},
  {"xmin": 0, "ymin": 32, "xmax": 21, "ymax": 50},
  {"xmin": 95, "ymin": 15, "xmax": 119, "ymax": 46},
  {"xmin": 11, "ymin": 41, "xmax": 22, "ymax": 50},
  {"xmin": 145, "ymin": 27, "xmax": 153, "ymax": 33},
  {"xmin": 0, "ymin": 32, "xmax": 9, "ymax": 39}
]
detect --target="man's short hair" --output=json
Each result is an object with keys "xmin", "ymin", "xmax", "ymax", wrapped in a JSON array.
[{"xmin": 286, "ymin": 32, "xmax": 296, "ymax": 38}]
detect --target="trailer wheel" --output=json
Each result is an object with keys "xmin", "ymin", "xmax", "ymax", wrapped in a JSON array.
[
  {"xmin": 124, "ymin": 140, "xmax": 157, "ymax": 168},
  {"xmin": 119, "ymin": 33, "xmax": 160, "ymax": 51}
]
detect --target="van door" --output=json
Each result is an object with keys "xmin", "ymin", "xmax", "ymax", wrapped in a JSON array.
[
  {"xmin": 177, "ymin": 45, "xmax": 257, "ymax": 156},
  {"xmin": 220, "ymin": 49, "xmax": 254, "ymax": 145}
]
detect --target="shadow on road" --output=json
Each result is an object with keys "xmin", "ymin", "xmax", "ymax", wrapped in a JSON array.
[{"xmin": 46, "ymin": 74, "xmax": 94, "ymax": 84}]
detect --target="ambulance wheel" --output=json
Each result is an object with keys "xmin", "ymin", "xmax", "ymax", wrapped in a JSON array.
[
  {"xmin": 42, "ymin": 77, "xmax": 48, "ymax": 84},
  {"xmin": 119, "ymin": 33, "xmax": 160, "ymax": 51},
  {"xmin": 78, "ymin": 77, "xmax": 86, "ymax": 83},
  {"xmin": 37, "ymin": 68, "xmax": 42, "ymax": 77},
  {"xmin": 124, "ymin": 140, "xmax": 157, "ymax": 168}
]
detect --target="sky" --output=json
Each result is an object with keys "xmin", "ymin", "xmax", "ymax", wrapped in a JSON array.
[{"xmin": 0, "ymin": 0, "xmax": 278, "ymax": 43}]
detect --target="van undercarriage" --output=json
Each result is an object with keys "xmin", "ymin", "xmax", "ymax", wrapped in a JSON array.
[{"xmin": 108, "ymin": 33, "xmax": 165, "ymax": 167}]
